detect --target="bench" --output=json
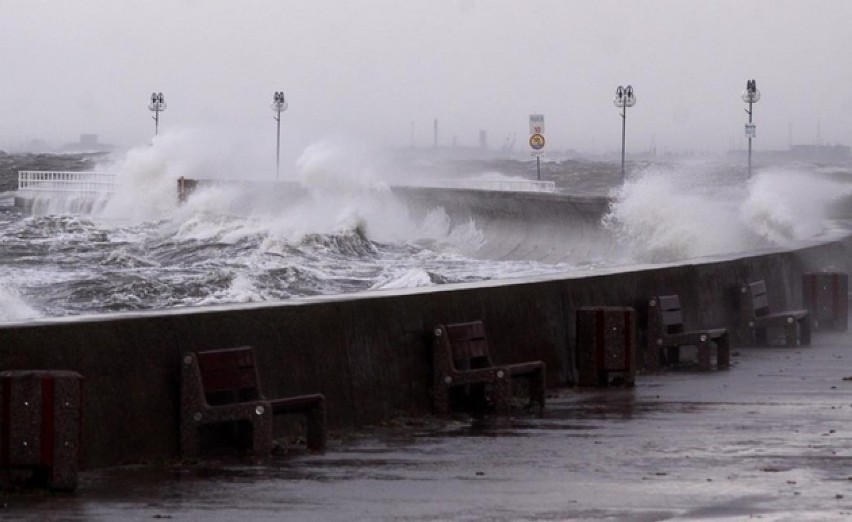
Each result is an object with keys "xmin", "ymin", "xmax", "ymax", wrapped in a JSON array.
[
  {"xmin": 432, "ymin": 321, "xmax": 546, "ymax": 415},
  {"xmin": 180, "ymin": 346, "xmax": 326, "ymax": 459},
  {"xmin": 646, "ymin": 295, "xmax": 730, "ymax": 371},
  {"xmin": 740, "ymin": 280, "xmax": 811, "ymax": 346}
]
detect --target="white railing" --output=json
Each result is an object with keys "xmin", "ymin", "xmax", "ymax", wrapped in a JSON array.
[
  {"xmin": 18, "ymin": 171, "xmax": 116, "ymax": 195},
  {"xmin": 416, "ymin": 178, "xmax": 556, "ymax": 193}
]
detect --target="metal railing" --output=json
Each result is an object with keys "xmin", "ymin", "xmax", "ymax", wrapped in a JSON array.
[{"xmin": 18, "ymin": 171, "xmax": 116, "ymax": 195}]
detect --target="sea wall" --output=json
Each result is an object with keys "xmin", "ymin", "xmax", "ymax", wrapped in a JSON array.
[
  {"xmin": 16, "ymin": 182, "xmax": 615, "ymax": 263},
  {"xmin": 391, "ymin": 186, "xmax": 615, "ymax": 262},
  {"xmin": 0, "ymin": 236, "xmax": 847, "ymax": 469}
]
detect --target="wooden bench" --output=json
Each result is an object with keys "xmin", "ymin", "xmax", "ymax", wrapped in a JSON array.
[
  {"xmin": 646, "ymin": 295, "xmax": 730, "ymax": 371},
  {"xmin": 740, "ymin": 280, "xmax": 811, "ymax": 346},
  {"xmin": 432, "ymin": 321, "xmax": 546, "ymax": 415},
  {"xmin": 180, "ymin": 346, "xmax": 326, "ymax": 459}
]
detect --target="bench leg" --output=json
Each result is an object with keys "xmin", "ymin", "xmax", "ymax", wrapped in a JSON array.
[
  {"xmin": 433, "ymin": 377, "xmax": 450, "ymax": 415},
  {"xmin": 180, "ymin": 419, "xmax": 200, "ymax": 459},
  {"xmin": 305, "ymin": 401, "xmax": 327, "ymax": 453},
  {"xmin": 783, "ymin": 322, "xmax": 797, "ymax": 347},
  {"xmin": 716, "ymin": 334, "xmax": 731, "ymax": 369},
  {"xmin": 697, "ymin": 342, "xmax": 711, "ymax": 371},
  {"xmin": 469, "ymin": 383, "xmax": 491, "ymax": 411},
  {"xmin": 799, "ymin": 317, "xmax": 811, "ymax": 345},
  {"xmin": 666, "ymin": 346, "xmax": 680, "ymax": 365},
  {"xmin": 491, "ymin": 376, "xmax": 513, "ymax": 415},
  {"xmin": 526, "ymin": 368, "xmax": 546, "ymax": 414},
  {"xmin": 754, "ymin": 327, "xmax": 768, "ymax": 347},
  {"xmin": 646, "ymin": 342, "xmax": 661, "ymax": 372},
  {"xmin": 251, "ymin": 412, "xmax": 274, "ymax": 458}
]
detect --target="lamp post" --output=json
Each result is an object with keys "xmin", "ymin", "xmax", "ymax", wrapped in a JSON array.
[
  {"xmin": 148, "ymin": 92, "xmax": 166, "ymax": 136},
  {"xmin": 741, "ymin": 79, "xmax": 760, "ymax": 178},
  {"xmin": 271, "ymin": 91, "xmax": 288, "ymax": 181},
  {"xmin": 613, "ymin": 85, "xmax": 636, "ymax": 180}
]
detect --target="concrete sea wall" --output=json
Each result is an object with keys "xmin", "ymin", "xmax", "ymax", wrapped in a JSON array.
[
  {"xmin": 18, "ymin": 181, "xmax": 615, "ymax": 264},
  {"xmin": 0, "ymin": 235, "xmax": 847, "ymax": 469},
  {"xmin": 392, "ymin": 186, "xmax": 615, "ymax": 262}
]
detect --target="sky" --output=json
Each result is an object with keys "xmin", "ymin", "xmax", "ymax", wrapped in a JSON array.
[{"xmin": 1, "ymin": 0, "xmax": 850, "ymax": 161}]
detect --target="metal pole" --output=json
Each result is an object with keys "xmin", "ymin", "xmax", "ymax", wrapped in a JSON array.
[
  {"xmin": 271, "ymin": 92, "xmax": 288, "ymax": 180},
  {"xmin": 747, "ymin": 100, "xmax": 753, "ymax": 178},
  {"xmin": 154, "ymin": 109, "xmax": 159, "ymax": 136},
  {"xmin": 621, "ymin": 106, "xmax": 627, "ymax": 180},
  {"xmin": 536, "ymin": 155, "xmax": 541, "ymax": 181},
  {"xmin": 275, "ymin": 111, "xmax": 281, "ymax": 181}
]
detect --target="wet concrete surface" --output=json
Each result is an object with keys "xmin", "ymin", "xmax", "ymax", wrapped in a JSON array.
[{"xmin": 4, "ymin": 331, "xmax": 852, "ymax": 521}]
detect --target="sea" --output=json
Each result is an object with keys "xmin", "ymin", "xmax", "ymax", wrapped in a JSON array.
[{"xmin": 1, "ymin": 135, "xmax": 851, "ymax": 323}]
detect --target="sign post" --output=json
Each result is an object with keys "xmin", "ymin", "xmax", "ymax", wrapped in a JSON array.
[
  {"xmin": 741, "ymin": 80, "xmax": 760, "ymax": 178},
  {"xmin": 148, "ymin": 92, "xmax": 166, "ymax": 137},
  {"xmin": 271, "ymin": 92, "xmax": 289, "ymax": 181},
  {"xmin": 612, "ymin": 86, "xmax": 636, "ymax": 181},
  {"xmin": 529, "ymin": 114, "xmax": 545, "ymax": 181}
]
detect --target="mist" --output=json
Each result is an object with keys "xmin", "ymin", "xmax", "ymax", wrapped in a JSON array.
[{"xmin": 1, "ymin": 0, "xmax": 851, "ymax": 164}]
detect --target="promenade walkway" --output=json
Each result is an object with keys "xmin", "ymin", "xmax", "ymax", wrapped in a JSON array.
[{"xmin": 4, "ymin": 329, "xmax": 852, "ymax": 521}]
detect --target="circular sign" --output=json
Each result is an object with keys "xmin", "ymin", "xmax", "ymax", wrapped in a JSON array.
[{"xmin": 529, "ymin": 133, "xmax": 545, "ymax": 150}]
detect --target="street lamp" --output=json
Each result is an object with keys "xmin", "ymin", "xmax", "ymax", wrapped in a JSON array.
[
  {"xmin": 613, "ymin": 85, "xmax": 636, "ymax": 180},
  {"xmin": 148, "ymin": 92, "xmax": 166, "ymax": 136},
  {"xmin": 271, "ymin": 91, "xmax": 288, "ymax": 181},
  {"xmin": 741, "ymin": 79, "xmax": 760, "ymax": 178}
]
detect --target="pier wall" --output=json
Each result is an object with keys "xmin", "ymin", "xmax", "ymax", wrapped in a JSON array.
[
  {"xmin": 0, "ymin": 236, "xmax": 847, "ymax": 469},
  {"xmin": 16, "ymin": 181, "xmax": 615, "ymax": 263}
]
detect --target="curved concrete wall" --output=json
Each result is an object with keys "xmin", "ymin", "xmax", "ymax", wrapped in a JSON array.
[
  {"xmin": 0, "ymin": 235, "xmax": 847, "ymax": 469},
  {"xmin": 16, "ymin": 180, "xmax": 615, "ymax": 264},
  {"xmin": 391, "ymin": 186, "xmax": 616, "ymax": 263}
]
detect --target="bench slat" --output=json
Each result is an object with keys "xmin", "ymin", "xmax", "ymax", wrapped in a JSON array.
[
  {"xmin": 661, "ymin": 310, "xmax": 683, "ymax": 327},
  {"xmin": 196, "ymin": 347, "xmax": 260, "ymax": 397},
  {"xmin": 197, "ymin": 347, "xmax": 255, "ymax": 372},
  {"xmin": 749, "ymin": 280, "xmax": 768, "ymax": 296},
  {"xmin": 657, "ymin": 295, "xmax": 682, "ymax": 312},
  {"xmin": 450, "ymin": 339, "xmax": 490, "ymax": 361},
  {"xmin": 201, "ymin": 368, "xmax": 259, "ymax": 394},
  {"xmin": 445, "ymin": 322, "xmax": 486, "ymax": 342},
  {"xmin": 752, "ymin": 294, "xmax": 770, "ymax": 315}
]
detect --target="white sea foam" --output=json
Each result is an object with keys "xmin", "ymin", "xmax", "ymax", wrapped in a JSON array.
[
  {"xmin": 742, "ymin": 167, "xmax": 852, "ymax": 243},
  {"xmin": 88, "ymin": 132, "xmax": 490, "ymax": 266},
  {"xmin": 77, "ymin": 134, "xmax": 494, "ymax": 297},
  {"xmin": 8, "ymin": 139, "xmax": 852, "ymax": 317},
  {"xmin": 604, "ymin": 162, "xmax": 852, "ymax": 262},
  {"xmin": 412, "ymin": 208, "xmax": 485, "ymax": 256},
  {"xmin": 196, "ymin": 273, "xmax": 268, "ymax": 306},
  {"xmin": 371, "ymin": 268, "xmax": 434, "ymax": 290},
  {"xmin": 0, "ymin": 285, "xmax": 41, "ymax": 323}
]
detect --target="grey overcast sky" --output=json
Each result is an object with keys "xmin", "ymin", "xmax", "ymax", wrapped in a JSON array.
[{"xmin": 1, "ymin": 0, "xmax": 850, "ymax": 157}]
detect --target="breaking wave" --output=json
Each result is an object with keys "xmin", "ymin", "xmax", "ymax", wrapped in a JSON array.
[
  {"xmin": 4, "ymin": 135, "xmax": 852, "ymax": 319},
  {"xmin": 604, "ymin": 163, "xmax": 852, "ymax": 262}
]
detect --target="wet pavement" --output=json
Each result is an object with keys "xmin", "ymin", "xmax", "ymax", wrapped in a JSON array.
[{"xmin": 3, "ymin": 331, "xmax": 852, "ymax": 521}]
